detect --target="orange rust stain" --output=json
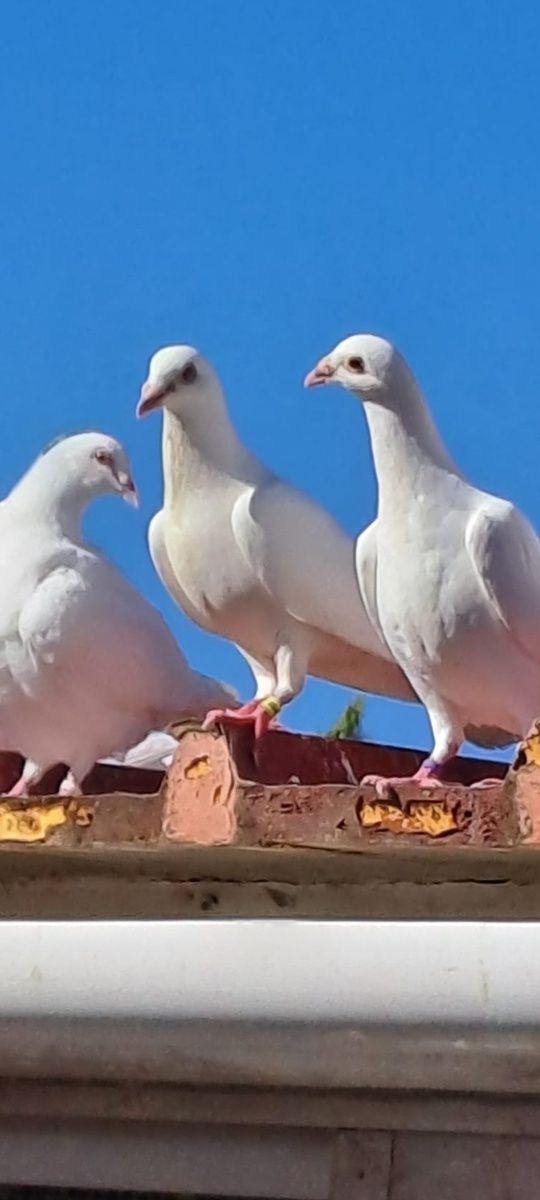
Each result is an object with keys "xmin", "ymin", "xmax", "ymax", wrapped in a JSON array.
[
  {"xmin": 360, "ymin": 800, "xmax": 457, "ymax": 837},
  {"xmin": 69, "ymin": 802, "xmax": 94, "ymax": 827},
  {"xmin": 185, "ymin": 755, "xmax": 211, "ymax": 780}
]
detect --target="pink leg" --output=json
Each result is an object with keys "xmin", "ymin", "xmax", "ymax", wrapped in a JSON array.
[
  {"xmin": 4, "ymin": 773, "xmax": 33, "ymax": 798},
  {"xmin": 254, "ymin": 705, "xmax": 278, "ymax": 739},
  {"xmin": 2, "ymin": 758, "xmax": 47, "ymax": 798}
]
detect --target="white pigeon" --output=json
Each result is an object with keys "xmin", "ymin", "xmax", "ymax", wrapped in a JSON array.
[
  {"xmin": 136, "ymin": 343, "xmax": 417, "ymax": 736},
  {"xmin": 0, "ymin": 432, "xmax": 236, "ymax": 796},
  {"xmin": 305, "ymin": 334, "xmax": 540, "ymax": 787}
]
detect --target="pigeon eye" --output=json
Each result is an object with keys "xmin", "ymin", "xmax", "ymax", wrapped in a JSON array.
[
  {"xmin": 348, "ymin": 356, "xmax": 366, "ymax": 374},
  {"xmin": 94, "ymin": 448, "xmax": 112, "ymax": 466},
  {"xmin": 181, "ymin": 363, "xmax": 197, "ymax": 384}
]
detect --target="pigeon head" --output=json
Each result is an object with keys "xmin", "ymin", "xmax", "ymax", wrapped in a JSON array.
[
  {"xmin": 137, "ymin": 345, "xmax": 216, "ymax": 419},
  {"xmin": 38, "ymin": 432, "xmax": 138, "ymax": 506},
  {"xmin": 304, "ymin": 334, "xmax": 401, "ymax": 399}
]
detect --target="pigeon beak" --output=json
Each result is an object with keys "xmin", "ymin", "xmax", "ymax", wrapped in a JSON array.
[
  {"xmin": 117, "ymin": 471, "xmax": 139, "ymax": 508},
  {"xmin": 303, "ymin": 358, "xmax": 334, "ymax": 388},
  {"xmin": 123, "ymin": 483, "xmax": 139, "ymax": 508},
  {"xmin": 136, "ymin": 380, "xmax": 169, "ymax": 418}
]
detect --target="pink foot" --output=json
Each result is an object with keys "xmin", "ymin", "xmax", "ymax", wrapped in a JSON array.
[
  {"xmin": 362, "ymin": 758, "xmax": 445, "ymax": 800},
  {"xmin": 203, "ymin": 699, "xmax": 279, "ymax": 739},
  {"xmin": 203, "ymin": 700, "xmax": 260, "ymax": 730},
  {"xmin": 468, "ymin": 777, "xmax": 502, "ymax": 790}
]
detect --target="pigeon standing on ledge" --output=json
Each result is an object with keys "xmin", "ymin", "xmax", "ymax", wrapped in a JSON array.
[
  {"xmin": 0, "ymin": 433, "xmax": 236, "ymax": 796},
  {"xmin": 305, "ymin": 334, "xmax": 540, "ymax": 789},
  {"xmin": 137, "ymin": 343, "xmax": 416, "ymax": 737}
]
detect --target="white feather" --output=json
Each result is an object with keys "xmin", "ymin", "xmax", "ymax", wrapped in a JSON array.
[
  {"xmin": 323, "ymin": 333, "xmax": 540, "ymax": 762},
  {"xmin": 141, "ymin": 344, "xmax": 416, "ymax": 713},
  {"xmin": 0, "ymin": 432, "xmax": 235, "ymax": 790}
]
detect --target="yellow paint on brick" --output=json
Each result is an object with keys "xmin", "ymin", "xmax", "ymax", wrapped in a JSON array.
[
  {"xmin": 0, "ymin": 802, "xmax": 68, "ymax": 843},
  {"xmin": 185, "ymin": 755, "xmax": 211, "ymax": 780},
  {"xmin": 360, "ymin": 799, "xmax": 458, "ymax": 837},
  {"xmin": 519, "ymin": 721, "xmax": 540, "ymax": 767}
]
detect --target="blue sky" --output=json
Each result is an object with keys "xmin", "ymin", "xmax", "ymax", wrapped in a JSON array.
[{"xmin": 0, "ymin": 0, "xmax": 539, "ymax": 753}]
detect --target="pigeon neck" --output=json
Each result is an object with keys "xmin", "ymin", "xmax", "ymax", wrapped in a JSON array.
[
  {"xmin": 162, "ymin": 393, "xmax": 256, "ymax": 506},
  {"xmin": 9, "ymin": 461, "xmax": 91, "ymax": 540},
  {"xmin": 361, "ymin": 371, "xmax": 461, "ymax": 512}
]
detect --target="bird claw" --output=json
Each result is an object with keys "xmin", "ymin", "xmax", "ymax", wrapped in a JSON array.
[
  {"xmin": 203, "ymin": 699, "xmax": 279, "ymax": 739},
  {"xmin": 203, "ymin": 701, "xmax": 259, "ymax": 731},
  {"xmin": 362, "ymin": 763, "xmax": 445, "ymax": 802},
  {"xmin": 253, "ymin": 706, "xmax": 277, "ymax": 739},
  {"xmin": 362, "ymin": 764, "xmax": 502, "ymax": 802}
]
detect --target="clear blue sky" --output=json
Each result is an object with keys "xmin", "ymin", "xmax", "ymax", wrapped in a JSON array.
[{"xmin": 1, "ymin": 0, "xmax": 539, "ymax": 753}]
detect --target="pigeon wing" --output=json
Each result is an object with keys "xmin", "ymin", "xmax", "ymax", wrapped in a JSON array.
[
  {"xmin": 466, "ymin": 496, "xmax": 540, "ymax": 670},
  {"xmin": 231, "ymin": 478, "xmax": 385, "ymax": 654},
  {"xmin": 16, "ymin": 558, "xmax": 193, "ymax": 716}
]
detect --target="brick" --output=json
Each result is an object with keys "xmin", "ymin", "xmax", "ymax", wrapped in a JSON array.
[
  {"xmin": 162, "ymin": 724, "xmax": 519, "ymax": 849},
  {"xmin": 0, "ymin": 720, "xmax": 539, "ymax": 858}
]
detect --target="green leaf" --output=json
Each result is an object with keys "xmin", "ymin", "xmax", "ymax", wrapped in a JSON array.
[{"xmin": 326, "ymin": 694, "xmax": 364, "ymax": 740}]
